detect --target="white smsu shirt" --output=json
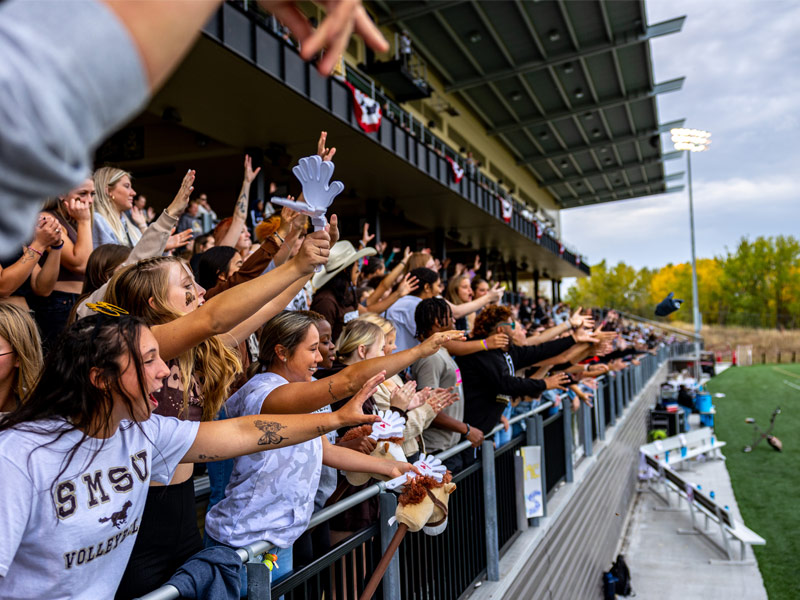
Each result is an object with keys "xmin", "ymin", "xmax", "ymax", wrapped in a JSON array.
[
  {"xmin": 205, "ymin": 373, "xmax": 323, "ymax": 549},
  {"xmin": 0, "ymin": 415, "xmax": 199, "ymax": 600}
]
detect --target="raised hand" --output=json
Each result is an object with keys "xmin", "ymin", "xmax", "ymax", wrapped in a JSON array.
[
  {"xmin": 294, "ymin": 228, "xmax": 331, "ymax": 274},
  {"xmin": 544, "ymin": 372, "xmax": 570, "ymax": 391},
  {"xmin": 327, "ymin": 214, "xmax": 340, "ymax": 246},
  {"xmin": 129, "ymin": 205, "xmax": 148, "ymax": 229},
  {"xmin": 377, "ymin": 240, "xmax": 388, "ymax": 255},
  {"xmin": 335, "ymin": 371, "xmax": 385, "ymax": 427},
  {"xmin": 259, "ymin": 0, "xmax": 389, "ymax": 75},
  {"xmin": 485, "ymin": 332, "xmax": 509, "ymax": 350},
  {"xmin": 243, "ymin": 154, "xmax": 262, "ymax": 185},
  {"xmin": 390, "ymin": 380, "xmax": 417, "ymax": 411},
  {"xmin": 317, "ymin": 131, "xmax": 337, "ymax": 161},
  {"xmin": 361, "ymin": 222, "xmax": 375, "ymax": 248},
  {"xmin": 473, "ymin": 255, "xmax": 481, "ymax": 272},
  {"xmin": 487, "ymin": 282, "xmax": 504, "ymax": 303},
  {"xmin": 165, "ymin": 228, "xmax": 193, "ymax": 251},
  {"xmin": 406, "ymin": 386, "xmax": 430, "ymax": 412},
  {"xmin": 573, "ymin": 327, "xmax": 600, "ymax": 344},
  {"xmin": 396, "ymin": 274, "xmax": 419, "ymax": 297},
  {"xmin": 166, "ymin": 170, "xmax": 195, "ymax": 218},
  {"xmin": 418, "ymin": 330, "xmax": 466, "ymax": 357}
]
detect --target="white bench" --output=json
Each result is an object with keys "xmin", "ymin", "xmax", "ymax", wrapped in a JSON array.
[
  {"xmin": 640, "ymin": 427, "xmax": 725, "ymax": 468},
  {"xmin": 642, "ymin": 453, "xmax": 765, "ymax": 564}
]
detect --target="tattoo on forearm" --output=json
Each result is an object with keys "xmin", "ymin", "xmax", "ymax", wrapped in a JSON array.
[
  {"xmin": 236, "ymin": 192, "xmax": 247, "ymax": 218},
  {"xmin": 316, "ymin": 425, "xmax": 329, "ymax": 435},
  {"xmin": 328, "ymin": 380, "xmax": 340, "ymax": 403},
  {"xmin": 20, "ymin": 249, "xmax": 37, "ymax": 264},
  {"xmin": 197, "ymin": 453, "xmax": 222, "ymax": 460},
  {"xmin": 254, "ymin": 419, "xmax": 288, "ymax": 446}
]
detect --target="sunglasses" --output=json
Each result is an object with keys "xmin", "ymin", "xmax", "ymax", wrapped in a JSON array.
[{"xmin": 498, "ymin": 321, "xmax": 518, "ymax": 330}]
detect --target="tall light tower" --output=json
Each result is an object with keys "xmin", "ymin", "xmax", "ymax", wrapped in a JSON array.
[{"xmin": 670, "ymin": 128, "xmax": 711, "ymax": 381}]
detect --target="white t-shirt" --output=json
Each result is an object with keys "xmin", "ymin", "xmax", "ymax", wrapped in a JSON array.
[
  {"xmin": 0, "ymin": 415, "xmax": 199, "ymax": 600},
  {"xmin": 205, "ymin": 373, "xmax": 323, "ymax": 548}
]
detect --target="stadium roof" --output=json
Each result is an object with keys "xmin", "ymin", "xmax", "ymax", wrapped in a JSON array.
[{"xmin": 370, "ymin": 0, "xmax": 686, "ymax": 209}]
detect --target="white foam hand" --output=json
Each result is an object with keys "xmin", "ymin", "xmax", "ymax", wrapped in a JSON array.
[
  {"xmin": 369, "ymin": 410, "xmax": 405, "ymax": 440},
  {"xmin": 289, "ymin": 154, "xmax": 344, "ymax": 231},
  {"xmin": 414, "ymin": 454, "xmax": 445, "ymax": 482}
]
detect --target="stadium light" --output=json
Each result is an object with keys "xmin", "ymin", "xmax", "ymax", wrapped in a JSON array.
[{"xmin": 671, "ymin": 127, "xmax": 711, "ymax": 381}]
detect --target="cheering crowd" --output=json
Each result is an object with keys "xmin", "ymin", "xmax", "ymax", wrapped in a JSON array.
[{"xmin": 0, "ymin": 1, "xmax": 673, "ymax": 598}]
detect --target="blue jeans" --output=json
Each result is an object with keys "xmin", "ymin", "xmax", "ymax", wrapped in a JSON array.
[
  {"xmin": 494, "ymin": 404, "xmax": 513, "ymax": 448},
  {"xmin": 206, "ymin": 408, "xmax": 234, "ymax": 510},
  {"xmin": 204, "ymin": 534, "xmax": 293, "ymax": 598}
]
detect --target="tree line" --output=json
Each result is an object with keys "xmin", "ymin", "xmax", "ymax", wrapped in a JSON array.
[{"xmin": 567, "ymin": 235, "xmax": 800, "ymax": 330}]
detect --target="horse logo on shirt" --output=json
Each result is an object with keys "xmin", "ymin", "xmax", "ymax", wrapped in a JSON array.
[{"xmin": 98, "ymin": 500, "xmax": 132, "ymax": 529}]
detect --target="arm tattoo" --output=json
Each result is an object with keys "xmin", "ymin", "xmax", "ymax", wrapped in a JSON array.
[
  {"xmin": 316, "ymin": 425, "xmax": 329, "ymax": 435},
  {"xmin": 254, "ymin": 419, "xmax": 288, "ymax": 446},
  {"xmin": 197, "ymin": 453, "xmax": 222, "ymax": 461},
  {"xmin": 235, "ymin": 192, "xmax": 247, "ymax": 218},
  {"xmin": 20, "ymin": 249, "xmax": 37, "ymax": 264},
  {"xmin": 328, "ymin": 380, "xmax": 340, "ymax": 403}
]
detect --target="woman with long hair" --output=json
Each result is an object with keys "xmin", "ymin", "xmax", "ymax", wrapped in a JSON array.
[
  {"xmin": 92, "ymin": 167, "xmax": 142, "ymax": 248},
  {"xmin": 0, "ymin": 302, "xmax": 43, "ymax": 414},
  {"xmin": 105, "ymin": 228, "xmax": 336, "ymax": 598},
  {"xmin": 0, "ymin": 313, "xmax": 379, "ymax": 599},
  {"xmin": 204, "ymin": 311, "xmax": 459, "ymax": 587},
  {"xmin": 445, "ymin": 274, "xmax": 473, "ymax": 332}
]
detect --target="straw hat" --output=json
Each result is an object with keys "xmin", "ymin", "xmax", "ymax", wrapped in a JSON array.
[{"xmin": 312, "ymin": 240, "xmax": 376, "ymax": 290}]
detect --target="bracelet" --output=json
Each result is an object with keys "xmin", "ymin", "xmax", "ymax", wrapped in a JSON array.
[
  {"xmin": 26, "ymin": 245, "xmax": 43, "ymax": 258},
  {"xmin": 464, "ymin": 424, "xmax": 471, "ymax": 437},
  {"xmin": 273, "ymin": 231, "xmax": 285, "ymax": 244},
  {"xmin": 481, "ymin": 339, "xmax": 489, "ymax": 351},
  {"xmin": 49, "ymin": 241, "xmax": 64, "ymax": 250}
]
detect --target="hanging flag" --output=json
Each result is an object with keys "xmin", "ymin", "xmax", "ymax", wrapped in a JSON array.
[
  {"xmin": 558, "ymin": 242, "xmax": 565, "ymax": 255},
  {"xmin": 576, "ymin": 255, "xmax": 581, "ymax": 265},
  {"xmin": 534, "ymin": 221, "xmax": 542, "ymax": 239},
  {"xmin": 344, "ymin": 81, "xmax": 382, "ymax": 133},
  {"xmin": 445, "ymin": 157, "xmax": 464, "ymax": 183},
  {"xmin": 500, "ymin": 197, "xmax": 512, "ymax": 223}
]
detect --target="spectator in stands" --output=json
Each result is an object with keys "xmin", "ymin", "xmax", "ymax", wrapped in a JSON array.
[
  {"xmin": 205, "ymin": 311, "xmax": 458, "ymax": 590},
  {"xmin": 92, "ymin": 168, "xmax": 142, "ymax": 248},
  {"xmin": 0, "ymin": 302, "xmax": 43, "ymax": 414},
  {"xmin": 456, "ymin": 305, "xmax": 593, "ymax": 453},
  {"xmin": 386, "ymin": 267, "xmax": 442, "ymax": 352},
  {"xmin": 0, "ymin": 312, "xmax": 379, "ymax": 600},
  {"xmin": 311, "ymin": 240, "xmax": 376, "ymax": 341},
  {"xmin": 106, "ymin": 229, "xmax": 334, "ymax": 598},
  {"xmin": 445, "ymin": 274, "xmax": 473, "ymax": 331},
  {"xmin": 413, "ymin": 298, "xmax": 484, "ymax": 472},
  {"xmin": 194, "ymin": 247, "xmax": 243, "ymax": 292},
  {"xmin": 30, "ymin": 186, "xmax": 95, "ymax": 345},
  {"xmin": 177, "ymin": 198, "xmax": 204, "ymax": 237},
  {"xmin": 471, "ymin": 277, "xmax": 490, "ymax": 300}
]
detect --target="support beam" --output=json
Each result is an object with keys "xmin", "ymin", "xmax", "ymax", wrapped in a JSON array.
[
  {"xmin": 491, "ymin": 78, "xmax": 684, "ymax": 137},
  {"xmin": 445, "ymin": 17, "xmax": 686, "ymax": 93},
  {"xmin": 560, "ymin": 185, "xmax": 685, "ymax": 209},
  {"xmin": 377, "ymin": 1, "xmax": 464, "ymax": 26},
  {"xmin": 519, "ymin": 118, "xmax": 685, "ymax": 165}
]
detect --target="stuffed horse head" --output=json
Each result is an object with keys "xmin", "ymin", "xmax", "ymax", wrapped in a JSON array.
[
  {"xmin": 393, "ymin": 473, "xmax": 456, "ymax": 535},
  {"xmin": 343, "ymin": 411, "xmax": 407, "ymax": 486}
]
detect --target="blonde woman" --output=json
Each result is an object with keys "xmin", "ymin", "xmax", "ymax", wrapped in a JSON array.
[
  {"xmin": 104, "ymin": 229, "xmax": 334, "ymax": 598},
  {"xmin": 445, "ymin": 274, "xmax": 473, "ymax": 332},
  {"xmin": 0, "ymin": 302, "xmax": 43, "ymax": 414},
  {"xmin": 92, "ymin": 167, "xmax": 142, "ymax": 248},
  {"xmin": 351, "ymin": 313, "xmax": 455, "ymax": 460}
]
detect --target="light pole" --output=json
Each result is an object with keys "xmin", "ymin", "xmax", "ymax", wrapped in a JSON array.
[{"xmin": 671, "ymin": 128, "xmax": 711, "ymax": 382}]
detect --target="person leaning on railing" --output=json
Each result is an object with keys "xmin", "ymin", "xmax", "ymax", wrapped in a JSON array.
[{"xmin": 456, "ymin": 305, "xmax": 599, "ymax": 461}]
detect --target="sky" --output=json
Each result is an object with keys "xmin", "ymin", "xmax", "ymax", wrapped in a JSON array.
[{"xmin": 560, "ymin": 0, "xmax": 800, "ymax": 270}]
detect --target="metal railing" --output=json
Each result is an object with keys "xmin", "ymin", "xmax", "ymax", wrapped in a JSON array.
[{"xmin": 137, "ymin": 345, "xmax": 677, "ymax": 600}]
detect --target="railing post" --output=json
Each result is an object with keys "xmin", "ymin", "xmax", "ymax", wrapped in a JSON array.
[
  {"xmin": 582, "ymin": 401, "xmax": 593, "ymax": 457},
  {"xmin": 246, "ymin": 555, "xmax": 272, "ymax": 600},
  {"xmin": 608, "ymin": 375, "xmax": 617, "ymax": 426},
  {"xmin": 563, "ymin": 403, "xmax": 574, "ymax": 483},
  {"xmin": 379, "ymin": 492, "xmax": 401, "ymax": 600},
  {"xmin": 514, "ymin": 451, "xmax": 528, "ymax": 533},
  {"xmin": 526, "ymin": 415, "xmax": 547, "ymax": 525},
  {"xmin": 596, "ymin": 378, "xmax": 606, "ymax": 439},
  {"xmin": 615, "ymin": 371, "xmax": 624, "ymax": 416},
  {"xmin": 482, "ymin": 440, "xmax": 500, "ymax": 581}
]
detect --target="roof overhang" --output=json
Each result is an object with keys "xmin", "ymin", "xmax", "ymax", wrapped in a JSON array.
[{"xmin": 370, "ymin": 0, "xmax": 685, "ymax": 209}]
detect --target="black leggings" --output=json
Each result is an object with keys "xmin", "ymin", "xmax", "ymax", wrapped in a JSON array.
[{"xmin": 115, "ymin": 478, "xmax": 203, "ymax": 599}]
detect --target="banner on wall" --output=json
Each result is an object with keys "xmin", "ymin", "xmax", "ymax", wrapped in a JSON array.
[
  {"xmin": 500, "ymin": 197, "xmax": 512, "ymax": 223},
  {"xmin": 446, "ymin": 157, "xmax": 464, "ymax": 183},
  {"xmin": 520, "ymin": 445, "xmax": 544, "ymax": 518},
  {"xmin": 344, "ymin": 81, "xmax": 382, "ymax": 133}
]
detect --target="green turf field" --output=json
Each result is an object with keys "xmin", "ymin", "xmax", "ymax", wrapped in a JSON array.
[{"xmin": 708, "ymin": 364, "xmax": 800, "ymax": 600}]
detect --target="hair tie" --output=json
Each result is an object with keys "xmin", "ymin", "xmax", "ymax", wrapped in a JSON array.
[{"xmin": 86, "ymin": 302, "xmax": 129, "ymax": 317}]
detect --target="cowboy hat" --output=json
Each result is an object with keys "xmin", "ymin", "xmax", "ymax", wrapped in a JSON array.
[{"xmin": 312, "ymin": 240, "xmax": 376, "ymax": 290}]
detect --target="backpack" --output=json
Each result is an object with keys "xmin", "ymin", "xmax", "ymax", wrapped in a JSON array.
[{"xmin": 610, "ymin": 553, "xmax": 632, "ymax": 596}]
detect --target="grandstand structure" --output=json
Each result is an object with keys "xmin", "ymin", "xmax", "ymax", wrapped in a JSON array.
[{"xmin": 96, "ymin": 0, "xmax": 684, "ymax": 301}]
